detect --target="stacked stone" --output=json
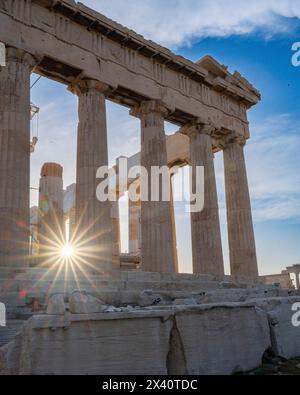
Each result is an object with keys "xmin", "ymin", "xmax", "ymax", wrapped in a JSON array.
[{"xmin": 0, "ymin": 48, "xmax": 37, "ymax": 268}]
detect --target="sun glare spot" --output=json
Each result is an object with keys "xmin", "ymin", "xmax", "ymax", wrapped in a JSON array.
[{"xmin": 61, "ymin": 244, "xmax": 73, "ymax": 258}]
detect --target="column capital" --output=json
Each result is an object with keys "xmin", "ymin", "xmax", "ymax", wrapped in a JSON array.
[
  {"xmin": 130, "ymin": 99, "xmax": 169, "ymax": 119},
  {"xmin": 6, "ymin": 47, "xmax": 39, "ymax": 69},
  {"xmin": 180, "ymin": 118, "xmax": 217, "ymax": 139},
  {"xmin": 70, "ymin": 79, "xmax": 111, "ymax": 96},
  {"xmin": 216, "ymin": 133, "xmax": 246, "ymax": 150}
]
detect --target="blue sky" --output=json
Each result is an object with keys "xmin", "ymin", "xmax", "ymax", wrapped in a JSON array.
[{"xmin": 30, "ymin": 0, "xmax": 300, "ymax": 275}]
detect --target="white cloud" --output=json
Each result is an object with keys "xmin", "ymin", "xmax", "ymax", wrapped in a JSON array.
[
  {"xmin": 79, "ymin": 0, "xmax": 300, "ymax": 47},
  {"xmin": 247, "ymin": 114, "xmax": 300, "ymax": 222},
  {"xmin": 215, "ymin": 113, "xmax": 300, "ymax": 224}
]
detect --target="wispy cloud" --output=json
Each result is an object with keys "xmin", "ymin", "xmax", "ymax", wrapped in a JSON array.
[
  {"xmin": 79, "ymin": 0, "xmax": 300, "ymax": 47},
  {"xmin": 247, "ymin": 113, "xmax": 300, "ymax": 222},
  {"xmin": 215, "ymin": 113, "xmax": 300, "ymax": 224}
]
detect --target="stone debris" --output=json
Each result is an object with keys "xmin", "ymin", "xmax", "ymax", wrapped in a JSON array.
[
  {"xmin": 119, "ymin": 305, "xmax": 135, "ymax": 313},
  {"xmin": 1, "ymin": 286, "xmax": 300, "ymax": 375},
  {"xmin": 68, "ymin": 291, "xmax": 106, "ymax": 314},
  {"xmin": 104, "ymin": 306, "xmax": 122, "ymax": 313},
  {"xmin": 46, "ymin": 294, "xmax": 66, "ymax": 315},
  {"xmin": 138, "ymin": 290, "xmax": 163, "ymax": 307},
  {"xmin": 173, "ymin": 298, "xmax": 198, "ymax": 306}
]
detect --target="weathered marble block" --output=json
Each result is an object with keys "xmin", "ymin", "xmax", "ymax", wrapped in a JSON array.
[
  {"xmin": 258, "ymin": 297, "xmax": 300, "ymax": 359},
  {"xmin": 175, "ymin": 304, "xmax": 271, "ymax": 375},
  {"xmin": 29, "ymin": 316, "xmax": 172, "ymax": 375}
]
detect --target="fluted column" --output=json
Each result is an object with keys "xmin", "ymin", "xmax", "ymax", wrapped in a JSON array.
[
  {"xmin": 111, "ymin": 198, "xmax": 121, "ymax": 268},
  {"xmin": 222, "ymin": 135, "xmax": 258, "ymax": 278},
  {"xmin": 0, "ymin": 47, "xmax": 37, "ymax": 268},
  {"xmin": 295, "ymin": 272, "xmax": 300, "ymax": 290},
  {"xmin": 38, "ymin": 163, "xmax": 65, "ymax": 257},
  {"xmin": 128, "ymin": 180, "xmax": 141, "ymax": 255},
  {"xmin": 182, "ymin": 120, "xmax": 224, "ymax": 277},
  {"xmin": 73, "ymin": 80, "xmax": 114, "ymax": 273},
  {"xmin": 170, "ymin": 178, "xmax": 179, "ymax": 273},
  {"xmin": 111, "ymin": 161, "xmax": 121, "ymax": 268},
  {"xmin": 130, "ymin": 100, "xmax": 175, "ymax": 273}
]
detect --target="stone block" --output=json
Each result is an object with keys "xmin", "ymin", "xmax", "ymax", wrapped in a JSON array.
[
  {"xmin": 29, "ymin": 316, "xmax": 172, "ymax": 375},
  {"xmin": 69, "ymin": 291, "xmax": 106, "ymax": 314},
  {"xmin": 173, "ymin": 298, "xmax": 198, "ymax": 306},
  {"xmin": 259, "ymin": 297, "xmax": 300, "ymax": 359},
  {"xmin": 175, "ymin": 304, "xmax": 271, "ymax": 375},
  {"xmin": 46, "ymin": 294, "xmax": 66, "ymax": 315},
  {"xmin": 138, "ymin": 291, "xmax": 164, "ymax": 307}
]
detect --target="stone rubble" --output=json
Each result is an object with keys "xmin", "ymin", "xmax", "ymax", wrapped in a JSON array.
[
  {"xmin": 68, "ymin": 291, "xmax": 106, "ymax": 314},
  {"xmin": 1, "ymin": 278, "xmax": 300, "ymax": 375},
  {"xmin": 138, "ymin": 290, "xmax": 164, "ymax": 307},
  {"xmin": 46, "ymin": 294, "xmax": 66, "ymax": 316}
]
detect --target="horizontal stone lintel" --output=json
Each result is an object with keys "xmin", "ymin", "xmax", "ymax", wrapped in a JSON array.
[{"xmin": 0, "ymin": 2, "xmax": 259, "ymax": 136}]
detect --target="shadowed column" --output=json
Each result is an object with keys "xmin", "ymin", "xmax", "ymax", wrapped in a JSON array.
[
  {"xmin": 38, "ymin": 163, "xmax": 65, "ymax": 258},
  {"xmin": 170, "ymin": 178, "xmax": 179, "ymax": 273},
  {"xmin": 181, "ymin": 120, "xmax": 224, "ymax": 278},
  {"xmin": 222, "ymin": 135, "xmax": 258, "ymax": 279},
  {"xmin": 131, "ymin": 100, "xmax": 175, "ymax": 273},
  {"xmin": 0, "ymin": 47, "xmax": 37, "ymax": 268},
  {"xmin": 295, "ymin": 273, "xmax": 300, "ymax": 290},
  {"xmin": 128, "ymin": 180, "xmax": 141, "ymax": 255},
  {"xmin": 72, "ymin": 80, "xmax": 115, "ymax": 274}
]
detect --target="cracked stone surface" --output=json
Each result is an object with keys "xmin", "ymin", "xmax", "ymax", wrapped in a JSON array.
[{"xmin": 0, "ymin": 301, "xmax": 287, "ymax": 375}]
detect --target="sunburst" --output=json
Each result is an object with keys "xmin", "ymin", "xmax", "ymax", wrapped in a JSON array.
[{"xmin": 26, "ymin": 201, "xmax": 113, "ymax": 301}]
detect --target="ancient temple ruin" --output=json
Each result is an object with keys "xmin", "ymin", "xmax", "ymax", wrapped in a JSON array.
[
  {"xmin": 0, "ymin": 0, "xmax": 260, "ymax": 278},
  {"xmin": 0, "ymin": 0, "xmax": 300, "ymax": 376}
]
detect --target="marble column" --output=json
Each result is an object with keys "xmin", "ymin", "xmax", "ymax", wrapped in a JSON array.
[
  {"xmin": 128, "ymin": 182, "xmax": 141, "ymax": 255},
  {"xmin": 131, "ymin": 100, "xmax": 175, "ymax": 273},
  {"xmin": 170, "ymin": 178, "xmax": 179, "ymax": 273},
  {"xmin": 38, "ymin": 163, "xmax": 65, "ymax": 256},
  {"xmin": 0, "ymin": 48, "xmax": 36, "ymax": 268},
  {"xmin": 111, "ymin": 198, "xmax": 121, "ymax": 268},
  {"xmin": 222, "ymin": 135, "xmax": 258, "ymax": 278},
  {"xmin": 111, "ymin": 161, "xmax": 121, "ymax": 267},
  {"xmin": 182, "ymin": 121, "xmax": 224, "ymax": 278},
  {"xmin": 73, "ymin": 80, "xmax": 115, "ymax": 273},
  {"xmin": 295, "ymin": 272, "xmax": 300, "ymax": 290}
]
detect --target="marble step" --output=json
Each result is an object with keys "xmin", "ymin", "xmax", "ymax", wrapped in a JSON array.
[
  {"xmin": 0, "ymin": 292, "xmax": 28, "ymax": 307},
  {"xmin": 0, "ymin": 278, "xmax": 272, "ymax": 302},
  {"xmin": 0, "ymin": 267, "xmax": 30, "ymax": 279},
  {"xmin": 6, "ymin": 307, "xmax": 33, "ymax": 320},
  {"xmin": 14, "ymin": 269, "xmax": 217, "ymax": 283},
  {"xmin": 0, "ymin": 319, "xmax": 25, "ymax": 348}
]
